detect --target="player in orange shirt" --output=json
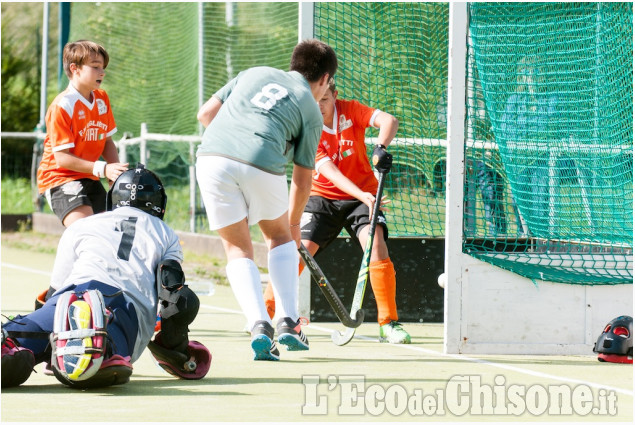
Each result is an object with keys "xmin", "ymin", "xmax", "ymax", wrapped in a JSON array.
[
  {"xmin": 264, "ymin": 80, "xmax": 411, "ymax": 344},
  {"xmin": 37, "ymin": 40, "xmax": 128, "ymax": 227}
]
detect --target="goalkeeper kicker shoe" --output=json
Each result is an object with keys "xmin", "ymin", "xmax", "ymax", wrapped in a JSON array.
[
  {"xmin": 251, "ymin": 320, "xmax": 279, "ymax": 361},
  {"xmin": 277, "ymin": 317, "xmax": 309, "ymax": 351},
  {"xmin": 1, "ymin": 335, "xmax": 35, "ymax": 388},
  {"xmin": 379, "ymin": 321, "xmax": 411, "ymax": 344}
]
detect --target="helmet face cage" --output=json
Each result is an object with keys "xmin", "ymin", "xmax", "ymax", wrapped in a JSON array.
[
  {"xmin": 106, "ymin": 165, "xmax": 167, "ymax": 219},
  {"xmin": 593, "ymin": 315, "xmax": 633, "ymax": 358}
]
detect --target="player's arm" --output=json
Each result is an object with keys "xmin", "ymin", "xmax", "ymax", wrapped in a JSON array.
[
  {"xmin": 197, "ymin": 96, "xmax": 223, "ymax": 128},
  {"xmin": 53, "ymin": 149, "xmax": 127, "ymax": 182},
  {"xmin": 197, "ymin": 74, "xmax": 239, "ymax": 127},
  {"xmin": 288, "ymin": 165, "xmax": 313, "ymax": 245},
  {"xmin": 34, "ymin": 229, "xmax": 76, "ymax": 309},
  {"xmin": 372, "ymin": 111, "xmax": 399, "ymax": 148},
  {"xmin": 370, "ymin": 111, "xmax": 398, "ymax": 173},
  {"xmin": 101, "ymin": 137, "xmax": 129, "ymax": 181},
  {"xmin": 101, "ymin": 137, "xmax": 121, "ymax": 163},
  {"xmin": 318, "ymin": 160, "xmax": 378, "ymax": 212},
  {"xmin": 53, "ymin": 150, "xmax": 99, "ymax": 174},
  {"xmin": 49, "ymin": 228, "xmax": 77, "ymax": 291}
]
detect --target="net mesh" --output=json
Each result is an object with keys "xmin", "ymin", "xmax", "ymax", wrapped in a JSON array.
[
  {"xmin": 314, "ymin": 3, "xmax": 450, "ymax": 237},
  {"xmin": 68, "ymin": 2, "xmax": 298, "ymax": 230},
  {"xmin": 465, "ymin": 2, "xmax": 633, "ymax": 284},
  {"xmin": 63, "ymin": 2, "xmax": 632, "ymax": 284}
]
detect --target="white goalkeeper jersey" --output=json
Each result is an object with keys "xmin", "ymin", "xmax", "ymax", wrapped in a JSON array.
[{"xmin": 50, "ymin": 206, "xmax": 183, "ymax": 361}]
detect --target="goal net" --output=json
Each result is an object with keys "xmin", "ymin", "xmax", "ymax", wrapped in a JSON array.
[
  {"xmin": 314, "ymin": 2, "xmax": 450, "ymax": 237},
  {"xmin": 464, "ymin": 2, "xmax": 633, "ymax": 284}
]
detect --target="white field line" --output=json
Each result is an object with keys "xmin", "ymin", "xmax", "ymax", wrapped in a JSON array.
[
  {"xmin": 2, "ymin": 262, "xmax": 632, "ymax": 397},
  {"xmin": 203, "ymin": 304, "xmax": 634, "ymax": 398},
  {"xmin": 1, "ymin": 262, "xmax": 53, "ymax": 277}
]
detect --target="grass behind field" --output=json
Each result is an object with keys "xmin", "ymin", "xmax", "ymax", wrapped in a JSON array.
[{"xmin": 1, "ymin": 177, "xmax": 36, "ymax": 215}]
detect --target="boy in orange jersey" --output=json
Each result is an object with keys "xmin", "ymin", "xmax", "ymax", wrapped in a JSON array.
[
  {"xmin": 264, "ymin": 80, "xmax": 410, "ymax": 344},
  {"xmin": 37, "ymin": 40, "xmax": 128, "ymax": 227}
]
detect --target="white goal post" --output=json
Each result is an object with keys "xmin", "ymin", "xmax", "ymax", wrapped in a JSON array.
[{"xmin": 443, "ymin": 3, "xmax": 632, "ymax": 355}]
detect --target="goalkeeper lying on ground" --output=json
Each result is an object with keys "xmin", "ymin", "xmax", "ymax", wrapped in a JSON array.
[{"xmin": 1, "ymin": 164, "xmax": 211, "ymax": 389}]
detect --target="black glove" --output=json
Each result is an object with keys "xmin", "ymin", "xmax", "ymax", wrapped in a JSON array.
[{"xmin": 372, "ymin": 144, "xmax": 392, "ymax": 173}]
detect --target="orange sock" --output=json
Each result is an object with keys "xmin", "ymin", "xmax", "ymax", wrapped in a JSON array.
[
  {"xmin": 34, "ymin": 288, "xmax": 48, "ymax": 310},
  {"xmin": 369, "ymin": 258, "xmax": 398, "ymax": 326},
  {"xmin": 264, "ymin": 261, "xmax": 305, "ymax": 319},
  {"xmin": 263, "ymin": 280, "xmax": 276, "ymax": 319}
]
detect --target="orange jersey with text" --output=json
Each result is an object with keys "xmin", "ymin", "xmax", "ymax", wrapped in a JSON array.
[
  {"xmin": 37, "ymin": 85, "xmax": 117, "ymax": 193},
  {"xmin": 310, "ymin": 99, "xmax": 380, "ymax": 200}
]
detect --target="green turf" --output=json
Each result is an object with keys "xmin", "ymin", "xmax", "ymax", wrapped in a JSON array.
[{"xmin": 1, "ymin": 245, "xmax": 632, "ymax": 422}]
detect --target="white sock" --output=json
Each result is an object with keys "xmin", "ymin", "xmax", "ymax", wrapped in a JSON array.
[
  {"xmin": 268, "ymin": 241, "xmax": 299, "ymax": 322},
  {"xmin": 225, "ymin": 257, "xmax": 270, "ymax": 331}
]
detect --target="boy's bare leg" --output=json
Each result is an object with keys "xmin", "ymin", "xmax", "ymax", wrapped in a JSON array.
[
  {"xmin": 259, "ymin": 214, "xmax": 297, "ymax": 321},
  {"xmin": 62, "ymin": 205, "xmax": 94, "ymax": 227},
  {"xmin": 260, "ymin": 214, "xmax": 309, "ymax": 351}
]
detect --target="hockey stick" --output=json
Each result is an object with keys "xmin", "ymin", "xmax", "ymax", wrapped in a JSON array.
[
  {"xmin": 298, "ymin": 244, "xmax": 364, "ymax": 328},
  {"xmin": 331, "ymin": 170, "xmax": 387, "ymax": 346}
]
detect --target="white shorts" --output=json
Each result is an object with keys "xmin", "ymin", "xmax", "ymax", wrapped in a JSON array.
[{"xmin": 196, "ymin": 156, "xmax": 289, "ymax": 230}]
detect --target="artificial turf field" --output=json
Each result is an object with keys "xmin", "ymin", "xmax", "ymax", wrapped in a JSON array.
[{"xmin": 1, "ymin": 245, "xmax": 632, "ymax": 423}]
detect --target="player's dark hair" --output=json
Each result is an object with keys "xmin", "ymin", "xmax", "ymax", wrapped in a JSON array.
[
  {"xmin": 63, "ymin": 40, "xmax": 109, "ymax": 79},
  {"xmin": 290, "ymin": 39, "xmax": 338, "ymax": 83},
  {"xmin": 328, "ymin": 78, "xmax": 337, "ymax": 93}
]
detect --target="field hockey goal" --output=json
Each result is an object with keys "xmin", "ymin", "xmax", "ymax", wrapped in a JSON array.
[{"xmin": 443, "ymin": 3, "xmax": 632, "ymax": 354}]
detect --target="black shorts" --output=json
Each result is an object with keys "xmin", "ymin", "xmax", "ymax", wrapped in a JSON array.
[
  {"xmin": 300, "ymin": 196, "xmax": 388, "ymax": 254},
  {"xmin": 45, "ymin": 179, "xmax": 107, "ymax": 222}
]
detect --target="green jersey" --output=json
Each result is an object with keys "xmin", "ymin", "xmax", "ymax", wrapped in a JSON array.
[{"xmin": 197, "ymin": 67, "xmax": 323, "ymax": 175}]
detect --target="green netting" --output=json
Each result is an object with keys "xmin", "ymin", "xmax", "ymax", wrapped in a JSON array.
[
  {"xmin": 62, "ymin": 2, "xmax": 632, "ymax": 284},
  {"xmin": 314, "ymin": 2, "xmax": 450, "ymax": 237},
  {"xmin": 465, "ymin": 2, "xmax": 633, "ymax": 284},
  {"xmin": 68, "ymin": 1, "xmax": 199, "ymax": 196},
  {"xmin": 69, "ymin": 3, "xmax": 199, "ymax": 137},
  {"xmin": 67, "ymin": 2, "xmax": 298, "ymax": 231},
  {"xmin": 201, "ymin": 2, "xmax": 298, "ymax": 101}
]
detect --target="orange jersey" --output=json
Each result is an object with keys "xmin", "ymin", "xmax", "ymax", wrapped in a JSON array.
[
  {"xmin": 37, "ymin": 85, "xmax": 117, "ymax": 193},
  {"xmin": 310, "ymin": 98, "xmax": 380, "ymax": 200}
]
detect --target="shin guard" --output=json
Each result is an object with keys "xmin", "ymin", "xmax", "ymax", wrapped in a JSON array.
[{"xmin": 369, "ymin": 258, "xmax": 398, "ymax": 326}]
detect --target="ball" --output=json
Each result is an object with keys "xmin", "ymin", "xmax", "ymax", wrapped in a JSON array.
[{"xmin": 437, "ymin": 272, "xmax": 447, "ymax": 289}]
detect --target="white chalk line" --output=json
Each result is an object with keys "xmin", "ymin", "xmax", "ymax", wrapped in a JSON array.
[
  {"xmin": 3, "ymin": 262, "xmax": 632, "ymax": 397},
  {"xmin": 1, "ymin": 262, "xmax": 52, "ymax": 277},
  {"xmin": 202, "ymin": 304, "xmax": 633, "ymax": 397}
]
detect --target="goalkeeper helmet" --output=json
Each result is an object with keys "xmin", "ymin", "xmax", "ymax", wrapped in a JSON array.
[
  {"xmin": 106, "ymin": 163, "xmax": 167, "ymax": 219},
  {"xmin": 593, "ymin": 315, "xmax": 633, "ymax": 364}
]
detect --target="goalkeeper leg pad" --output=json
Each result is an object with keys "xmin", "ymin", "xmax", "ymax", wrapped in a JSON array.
[{"xmin": 50, "ymin": 289, "xmax": 111, "ymax": 387}]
